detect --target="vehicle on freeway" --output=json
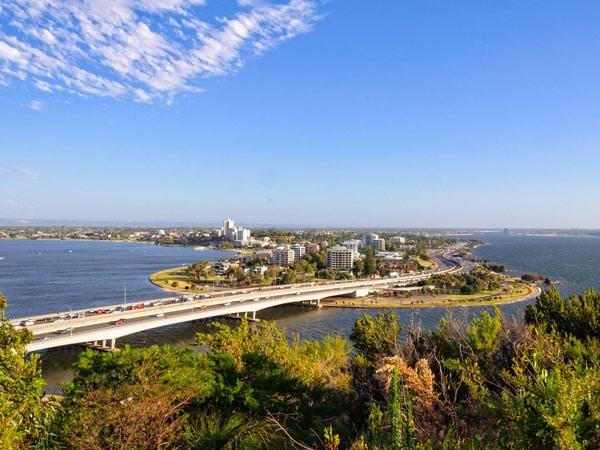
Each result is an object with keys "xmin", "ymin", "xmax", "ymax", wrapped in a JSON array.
[
  {"xmin": 57, "ymin": 328, "xmax": 72, "ymax": 334},
  {"xmin": 155, "ymin": 313, "xmax": 164, "ymax": 318},
  {"xmin": 114, "ymin": 319, "xmax": 125, "ymax": 325},
  {"xmin": 23, "ymin": 320, "xmax": 35, "ymax": 326}
]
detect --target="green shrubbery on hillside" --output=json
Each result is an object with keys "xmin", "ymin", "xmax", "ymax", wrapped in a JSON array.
[{"xmin": 2, "ymin": 287, "xmax": 600, "ymax": 448}]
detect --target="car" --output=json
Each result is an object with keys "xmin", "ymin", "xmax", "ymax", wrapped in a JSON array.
[
  {"xmin": 224, "ymin": 302, "xmax": 231, "ymax": 306},
  {"xmin": 200, "ymin": 305, "xmax": 208, "ymax": 309},
  {"xmin": 114, "ymin": 319, "xmax": 125, "ymax": 325},
  {"xmin": 23, "ymin": 320, "xmax": 35, "ymax": 326},
  {"xmin": 154, "ymin": 313, "xmax": 164, "ymax": 318},
  {"xmin": 58, "ymin": 327, "xmax": 72, "ymax": 334}
]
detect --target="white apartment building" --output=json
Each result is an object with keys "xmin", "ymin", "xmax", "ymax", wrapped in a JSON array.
[
  {"xmin": 222, "ymin": 219, "xmax": 235, "ymax": 238},
  {"xmin": 372, "ymin": 238, "xmax": 386, "ymax": 251},
  {"xmin": 235, "ymin": 227, "xmax": 251, "ymax": 241},
  {"xmin": 272, "ymin": 246, "xmax": 295, "ymax": 267},
  {"xmin": 326, "ymin": 245, "xmax": 354, "ymax": 270},
  {"xmin": 290, "ymin": 244, "xmax": 306, "ymax": 262},
  {"xmin": 390, "ymin": 236, "xmax": 406, "ymax": 245},
  {"xmin": 342, "ymin": 239, "xmax": 362, "ymax": 257},
  {"xmin": 362, "ymin": 233, "xmax": 379, "ymax": 247}
]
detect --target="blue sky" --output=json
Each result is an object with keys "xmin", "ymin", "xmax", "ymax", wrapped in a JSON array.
[{"xmin": 1, "ymin": 1, "xmax": 600, "ymax": 229}]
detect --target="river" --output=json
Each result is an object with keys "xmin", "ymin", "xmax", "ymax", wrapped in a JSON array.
[{"xmin": 2, "ymin": 233, "xmax": 600, "ymax": 394}]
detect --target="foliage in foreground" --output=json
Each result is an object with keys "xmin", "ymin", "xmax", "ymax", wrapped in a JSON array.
[{"xmin": 2, "ymin": 288, "xmax": 600, "ymax": 448}]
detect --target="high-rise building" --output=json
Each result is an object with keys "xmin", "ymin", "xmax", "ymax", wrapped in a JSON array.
[
  {"xmin": 272, "ymin": 246, "xmax": 295, "ymax": 267},
  {"xmin": 326, "ymin": 246, "xmax": 354, "ymax": 270},
  {"xmin": 362, "ymin": 233, "xmax": 379, "ymax": 247},
  {"xmin": 223, "ymin": 219, "xmax": 235, "ymax": 239},
  {"xmin": 306, "ymin": 243, "xmax": 320, "ymax": 254},
  {"xmin": 342, "ymin": 239, "xmax": 362, "ymax": 255},
  {"xmin": 290, "ymin": 244, "xmax": 306, "ymax": 262},
  {"xmin": 372, "ymin": 238, "xmax": 386, "ymax": 251},
  {"xmin": 235, "ymin": 227, "xmax": 251, "ymax": 241}
]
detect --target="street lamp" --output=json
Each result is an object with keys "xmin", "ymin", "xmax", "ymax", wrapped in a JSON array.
[{"xmin": 66, "ymin": 304, "xmax": 72, "ymax": 325}]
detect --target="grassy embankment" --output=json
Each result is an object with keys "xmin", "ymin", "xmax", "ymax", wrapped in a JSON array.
[
  {"xmin": 322, "ymin": 280, "xmax": 538, "ymax": 308},
  {"xmin": 150, "ymin": 263, "xmax": 539, "ymax": 309},
  {"xmin": 149, "ymin": 267, "xmax": 216, "ymax": 293}
]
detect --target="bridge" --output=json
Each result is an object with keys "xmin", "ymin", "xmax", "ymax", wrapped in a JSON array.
[{"xmin": 14, "ymin": 247, "xmax": 464, "ymax": 353}]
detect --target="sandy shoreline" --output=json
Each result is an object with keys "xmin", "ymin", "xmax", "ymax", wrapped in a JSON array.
[{"xmin": 318, "ymin": 283, "xmax": 541, "ymax": 309}]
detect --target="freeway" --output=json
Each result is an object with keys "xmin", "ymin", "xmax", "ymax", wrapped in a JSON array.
[{"xmin": 15, "ymin": 247, "xmax": 464, "ymax": 352}]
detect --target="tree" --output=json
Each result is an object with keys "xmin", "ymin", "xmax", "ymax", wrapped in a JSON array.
[
  {"xmin": 0, "ymin": 295, "xmax": 59, "ymax": 448},
  {"xmin": 363, "ymin": 247, "xmax": 377, "ymax": 277},
  {"xmin": 57, "ymin": 345, "xmax": 215, "ymax": 449},
  {"xmin": 187, "ymin": 260, "xmax": 213, "ymax": 282},
  {"xmin": 349, "ymin": 310, "xmax": 404, "ymax": 363},
  {"xmin": 0, "ymin": 291, "xmax": 6, "ymax": 319}
]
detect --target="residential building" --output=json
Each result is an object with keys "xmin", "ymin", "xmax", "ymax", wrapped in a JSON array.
[
  {"xmin": 372, "ymin": 238, "xmax": 386, "ymax": 251},
  {"xmin": 306, "ymin": 243, "xmax": 320, "ymax": 254},
  {"xmin": 390, "ymin": 236, "xmax": 406, "ymax": 245},
  {"xmin": 272, "ymin": 246, "xmax": 295, "ymax": 267},
  {"xmin": 326, "ymin": 245, "xmax": 354, "ymax": 270},
  {"xmin": 342, "ymin": 239, "xmax": 362, "ymax": 256},
  {"xmin": 290, "ymin": 244, "xmax": 306, "ymax": 262},
  {"xmin": 222, "ymin": 219, "xmax": 234, "ymax": 239},
  {"xmin": 362, "ymin": 233, "xmax": 378, "ymax": 247}
]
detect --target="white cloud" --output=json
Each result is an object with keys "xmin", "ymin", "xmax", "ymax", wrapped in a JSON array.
[
  {"xmin": 0, "ymin": 200, "xmax": 18, "ymax": 207},
  {"xmin": 0, "ymin": 0, "xmax": 323, "ymax": 103},
  {"xmin": 27, "ymin": 99, "xmax": 44, "ymax": 110},
  {"xmin": 0, "ymin": 167, "xmax": 41, "ymax": 178}
]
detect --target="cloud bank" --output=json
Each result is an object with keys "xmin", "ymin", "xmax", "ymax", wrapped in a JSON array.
[
  {"xmin": 0, "ymin": 0, "xmax": 323, "ymax": 102},
  {"xmin": 0, "ymin": 166, "xmax": 41, "ymax": 178}
]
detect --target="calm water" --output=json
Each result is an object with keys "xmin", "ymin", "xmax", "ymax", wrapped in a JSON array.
[
  {"xmin": 0, "ymin": 239, "xmax": 235, "ymax": 318},
  {"xmin": 2, "ymin": 234, "xmax": 599, "ymax": 394},
  {"xmin": 469, "ymin": 232, "xmax": 600, "ymax": 296}
]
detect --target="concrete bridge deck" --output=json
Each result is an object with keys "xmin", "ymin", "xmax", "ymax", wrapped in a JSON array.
[{"xmin": 14, "ymin": 248, "xmax": 463, "ymax": 352}]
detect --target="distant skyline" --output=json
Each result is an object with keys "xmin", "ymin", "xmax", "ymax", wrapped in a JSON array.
[{"xmin": 2, "ymin": 1, "xmax": 600, "ymax": 229}]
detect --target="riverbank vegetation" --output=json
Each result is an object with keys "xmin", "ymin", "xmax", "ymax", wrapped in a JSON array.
[{"xmin": 2, "ymin": 286, "xmax": 600, "ymax": 448}]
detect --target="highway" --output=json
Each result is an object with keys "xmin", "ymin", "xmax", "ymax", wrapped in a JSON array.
[{"xmin": 15, "ymin": 246, "xmax": 465, "ymax": 352}]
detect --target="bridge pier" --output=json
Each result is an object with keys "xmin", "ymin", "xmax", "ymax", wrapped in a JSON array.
[{"xmin": 84, "ymin": 339, "xmax": 117, "ymax": 352}]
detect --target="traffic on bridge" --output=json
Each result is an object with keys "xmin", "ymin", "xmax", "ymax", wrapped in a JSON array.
[{"xmin": 13, "ymin": 247, "xmax": 463, "ymax": 352}]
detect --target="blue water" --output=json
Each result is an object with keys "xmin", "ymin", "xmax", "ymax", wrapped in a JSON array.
[
  {"xmin": 0, "ymin": 239, "xmax": 236, "ymax": 318},
  {"xmin": 2, "ymin": 234, "xmax": 598, "ymax": 393},
  {"xmin": 469, "ymin": 232, "xmax": 600, "ymax": 297}
]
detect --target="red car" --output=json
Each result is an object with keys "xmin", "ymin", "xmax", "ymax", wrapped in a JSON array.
[{"xmin": 114, "ymin": 319, "xmax": 125, "ymax": 325}]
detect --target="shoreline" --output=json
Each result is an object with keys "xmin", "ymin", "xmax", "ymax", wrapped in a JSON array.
[
  {"xmin": 147, "ymin": 241, "xmax": 544, "ymax": 310},
  {"xmin": 319, "ymin": 283, "xmax": 540, "ymax": 309}
]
